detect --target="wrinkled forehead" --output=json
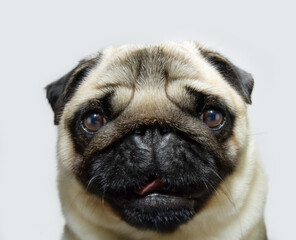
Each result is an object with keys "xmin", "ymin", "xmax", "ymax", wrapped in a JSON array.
[{"xmin": 65, "ymin": 42, "xmax": 245, "ymax": 118}]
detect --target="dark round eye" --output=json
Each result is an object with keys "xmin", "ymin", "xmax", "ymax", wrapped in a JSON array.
[
  {"xmin": 82, "ymin": 113, "xmax": 106, "ymax": 132},
  {"xmin": 201, "ymin": 109, "xmax": 224, "ymax": 128}
]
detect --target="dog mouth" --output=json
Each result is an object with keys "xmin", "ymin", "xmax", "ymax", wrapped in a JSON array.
[
  {"xmin": 134, "ymin": 178, "xmax": 206, "ymax": 199},
  {"xmin": 106, "ymin": 177, "xmax": 210, "ymax": 233},
  {"xmin": 136, "ymin": 178, "xmax": 165, "ymax": 195}
]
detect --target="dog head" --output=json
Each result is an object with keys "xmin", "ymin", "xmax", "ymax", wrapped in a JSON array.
[{"xmin": 46, "ymin": 42, "xmax": 253, "ymax": 233}]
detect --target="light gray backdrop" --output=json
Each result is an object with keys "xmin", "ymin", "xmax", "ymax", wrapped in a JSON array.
[{"xmin": 0, "ymin": 0, "xmax": 294, "ymax": 239}]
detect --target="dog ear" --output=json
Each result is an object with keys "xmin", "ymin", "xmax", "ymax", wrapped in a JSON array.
[
  {"xmin": 46, "ymin": 57, "xmax": 99, "ymax": 125},
  {"xmin": 200, "ymin": 50, "xmax": 254, "ymax": 104}
]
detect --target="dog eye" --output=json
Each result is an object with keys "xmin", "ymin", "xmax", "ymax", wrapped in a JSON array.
[
  {"xmin": 201, "ymin": 109, "xmax": 224, "ymax": 128},
  {"xmin": 82, "ymin": 113, "xmax": 106, "ymax": 132}
]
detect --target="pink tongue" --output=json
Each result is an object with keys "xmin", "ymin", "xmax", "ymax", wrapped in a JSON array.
[{"xmin": 137, "ymin": 178, "xmax": 165, "ymax": 195}]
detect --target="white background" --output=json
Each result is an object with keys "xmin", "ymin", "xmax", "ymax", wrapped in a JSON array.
[{"xmin": 0, "ymin": 1, "xmax": 295, "ymax": 239}]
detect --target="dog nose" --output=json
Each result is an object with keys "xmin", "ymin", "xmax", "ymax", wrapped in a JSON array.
[
  {"xmin": 131, "ymin": 125, "xmax": 174, "ymax": 148},
  {"xmin": 134, "ymin": 125, "xmax": 170, "ymax": 136}
]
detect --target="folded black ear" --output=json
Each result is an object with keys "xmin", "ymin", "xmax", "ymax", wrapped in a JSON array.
[
  {"xmin": 45, "ymin": 57, "xmax": 99, "ymax": 125},
  {"xmin": 200, "ymin": 50, "xmax": 254, "ymax": 104}
]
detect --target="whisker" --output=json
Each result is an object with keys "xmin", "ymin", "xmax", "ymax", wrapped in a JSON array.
[
  {"xmin": 202, "ymin": 180, "xmax": 210, "ymax": 193},
  {"xmin": 101, "ymin": 186, "xmax": 106, "ymax": 208},
  {"xmin": 86, "ymin": 176, "xmax": 98, "ymax": 191},
  {"xmin": 246, "ymin": 132, "xmax": 266, "ymax": 136}
]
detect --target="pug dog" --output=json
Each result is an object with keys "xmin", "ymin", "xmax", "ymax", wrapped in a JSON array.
[{"xmin": 46, "ymin": 41, "xmax": 267, "ymax": 240}]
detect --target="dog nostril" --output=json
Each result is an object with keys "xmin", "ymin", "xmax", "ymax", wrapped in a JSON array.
[
  {"xmin": 134, "ymin": 126, "xmax": 146, "ymax": 136},
  {"xmin": 157, "ymin": 125, "xmax": 171, "ymax": 135},
  {"xmin": 134, "ymin": 125, "xmax": 172, "ymax": 136}
]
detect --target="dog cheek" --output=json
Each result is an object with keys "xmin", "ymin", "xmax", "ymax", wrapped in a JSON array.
[
  {"xmin": 222, "ymin": 137, "xmax": 239, "ymax": 165},
  {"xmin": 233, "ymin": 114, "xmax": 250, "ymax": 149},
  {"xmin": 57, "ymin": 126, "xmax": 79, "ymax": 171}
]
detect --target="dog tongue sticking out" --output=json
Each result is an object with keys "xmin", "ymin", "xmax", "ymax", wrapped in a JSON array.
[{"xmin": 136, "ymin": 178, "xmax": 165, "ymax": 195}]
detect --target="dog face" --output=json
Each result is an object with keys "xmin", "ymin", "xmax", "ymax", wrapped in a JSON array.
[{"xmin": 46, "ymin": 42, "xmax": 253, "ymax": 233}]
